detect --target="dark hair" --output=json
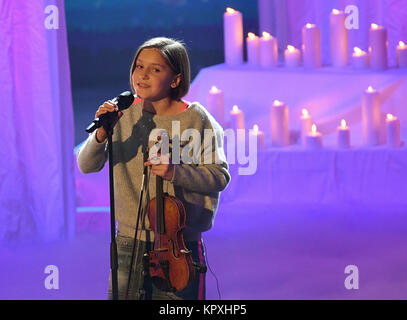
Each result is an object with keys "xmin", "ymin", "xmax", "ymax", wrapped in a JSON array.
[{"xmin": 129, "ymin": 37, "xmax": 191, "ymax": 100}]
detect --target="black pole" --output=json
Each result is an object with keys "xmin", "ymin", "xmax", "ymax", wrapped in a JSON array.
[
  {"xmin": 125, "ymin": 163, "xmax": 149, "ymax": 300},
  {"xmin": 107, "ymin": 125, "xmax": 119, "ymax": 300},
  {"xmin": 84, "ymin": 92, "xmax": 135, "ymax": 300}
]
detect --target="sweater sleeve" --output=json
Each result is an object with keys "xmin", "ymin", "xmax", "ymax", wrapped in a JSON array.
[
  {"xmin": 170, "ymin": 118, "xmax": 231, "ymax": 194},
  {"xmin": 77, "ymin": 130, "xmax": 108, "ymax": 174},
  {"xmin": 171, "ymin": 163, "xmax": 230, "ymax": 193}
]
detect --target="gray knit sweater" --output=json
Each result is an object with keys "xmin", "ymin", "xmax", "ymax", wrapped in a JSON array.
[{"xmin": 77, "ymin": 100, "xmax": 230, "ymax": 241}]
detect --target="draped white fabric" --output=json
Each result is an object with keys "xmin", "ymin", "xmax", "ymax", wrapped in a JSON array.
[
  {"xmin": 182, "ymin": 63, "xmax": 407, "ymax": 206},
  {"xmin": 0, "ymin": 0, "xmax": 76, "ymax": 241},
  {"xmin": 258, "ymin": 0, "xmax": 407, "ymax": 66}
]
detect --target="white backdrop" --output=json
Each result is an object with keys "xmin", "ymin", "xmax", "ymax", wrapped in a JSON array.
[{"xmin": 0, "ymin": 0, "xmax": 76, "ymax": 241}]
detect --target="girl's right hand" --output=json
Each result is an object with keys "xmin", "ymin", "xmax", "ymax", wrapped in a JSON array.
[{"xmin": 95, "ymin": 100, "xmax": 123, "ymax": 143}]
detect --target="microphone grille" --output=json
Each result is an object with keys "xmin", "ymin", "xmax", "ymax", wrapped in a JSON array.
[{"xmin": 116, "ymin": 91, "xmax": 135, "ymax": 111}]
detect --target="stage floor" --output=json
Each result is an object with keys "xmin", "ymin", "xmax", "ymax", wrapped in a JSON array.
[{"xmin": 1, "ymin": 201, "xmax": 407, "ymax": 300}]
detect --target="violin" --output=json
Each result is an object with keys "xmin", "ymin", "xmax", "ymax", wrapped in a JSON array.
[{"xmin": 145, "ymin": 146, "xmax": 196, "ymax": 292}]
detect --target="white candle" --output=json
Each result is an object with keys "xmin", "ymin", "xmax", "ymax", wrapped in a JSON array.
[
  {"xmin": 330, "ymin": 9, "xmax": 348, "ymax": 67},
  {"xmin": 270, "ymin": 100, "xmax": 289, "ymax": 147},
  {"xmin": 258, "ymin": 0, "xmax": 273, "ymax": 37},
  {"xmin": 396, "ymin": 41, "xmax": 407, "ymax": 68},
  {"xmin": 337, "ymin": 119, "xmax": 351, "ymax": 149},
  {"xmin": 250, "ymin": 124, "xmax": 265, "ymax": 150},
  {"xmin": 206, "ymin": 86, "xmax": 224, "ymax": 127},
  {"xmin": 285, "ymin": 45, "xmax": 301, "ymax": 67},
  {"xmin": 302, "ymin": 23, "xmax": 322, "ymax": 68},
  {"xmin": 305, "ymin": 124, "xmax": 323, "ymax": 149},
  {"xmin": 230, "ymin": 105, "xmax": 245, "ymax": 131},
  {"xmin": 369, "ymin": 23, "xmax": 388, "ymax": 70},
  {"xmin": 386, "ymin": 113, "xmax": 401, "ymax": 148},
  {"xmin": 259, "ymin": 31, "xmax": 278, "ymax": 68},
  {"xmin": 362, "ymin": 86, "xmax": 381, "ymax": 146},
  {"xmin": 223, "ymin": 7, "xmax": 244, "ymax": 66},
  {"xmin": 352, "ymin": 47, "xmax": 370, "ymax": 69},
  {"xmin": 300, "ymin": 108, "xmax": 313, "ymax": 145},
  {"xmin": 246, "ymin": 32, "xmax": 260, "ymax": 66}
]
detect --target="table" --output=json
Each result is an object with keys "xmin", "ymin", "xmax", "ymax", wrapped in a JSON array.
[
  {"xmin": 185, "ymin": 63, "xmax": 407, "ymax": 147},
  {"xmin": 183, "ymin": 63, "xmax": 407, "ymax": 206}
]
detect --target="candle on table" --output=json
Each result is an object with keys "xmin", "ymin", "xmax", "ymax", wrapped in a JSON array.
[
  {"xmin": 386, "ymin": 113, "xmax": 401, "ymax": 148},
  {"xmin": 300, "ymin": 108, "xmax": 313, "ymax": 145},
  {"xmin": 330, "ymin": 9, "xmax": 348, "ymax": 67},
  {"xmin": 250, "ymin": 124, "xmax": 265, "ymax": 150},
  {"xmin": 369, "ymin": 23, "xmax": 388, "ymax": 70},
  {"xmin": 206, "ymin": 86, "xmax": 224, "ymax": 126},
  {"xmin": 230, "ymin": 105, "xmax": 245, "ymax": 131},
  {"xmin": 305, "ymin": 124, "xmax": 323, "ymax": 149},
  {"xmin": 362, "ymin": 86, "xmax": 381, "ymax": 146},
  {"xmin": 259, "ymin": 31, "xmax": 278, "ymax": 68},
  {"xmin": 270, "ymin": 100, "xmax": 289, "ymax": 147},
  {"xmin": 396, "ymin": 41, "xmax": 407, "ymax": 68},
  {"xmin": 258, "ymin": 0, "xmax": 273, "ymax": 35},
  {"xmin": 285, "ymin": 45, "xmax": 301, "ymax": 67},
  {"xmin": 337, "ymin": 119, "xmax": 351, "ymax": 148},
  {"xmin": 246, "ymin": 32, "xmax": 260, "ymax": 66},
  {"xmin": 223, "ymin": 7, "xmax": 244, "ymax": 66},
  {"xmin": 352, "ymin": 47, "xmax": 369, "ymax": 69},
  {"xmin": 302, "ymin": 23, "xmax": 322, "ymax": 68}
]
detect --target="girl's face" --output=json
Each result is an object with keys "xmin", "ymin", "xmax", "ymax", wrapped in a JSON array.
[{"xmin": 132, "ymin": 48, "xmax": 180, "ymax": 101}]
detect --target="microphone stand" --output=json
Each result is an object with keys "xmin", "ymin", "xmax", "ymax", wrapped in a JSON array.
[
  {"xmin": 125, "ymin": 160, "xmax": 150, "ymax": 300},
  {"xmin": 106, "ymin": 120, "xmax": 119, "ymax": 300},
  {"xmin": 84, "ymin": 91, "xmax": 134, "ymax": 300}
]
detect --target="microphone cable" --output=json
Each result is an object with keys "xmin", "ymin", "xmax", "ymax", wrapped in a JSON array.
[{"xmin": 202, "ymin": 238, "xmax": 222, "ymax": 300}]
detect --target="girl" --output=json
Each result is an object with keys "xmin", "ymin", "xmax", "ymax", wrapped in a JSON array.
[{"xmin": 77, "ymin": 37, "xmax": 230, "ymax": 300}]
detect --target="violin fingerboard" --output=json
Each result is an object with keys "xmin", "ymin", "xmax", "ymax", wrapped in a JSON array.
[{"xmin": 156, "ymin": 175, "xmax": 165, "ymax": 234}]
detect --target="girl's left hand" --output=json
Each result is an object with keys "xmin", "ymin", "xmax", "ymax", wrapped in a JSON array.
[{"xmin": 144, "ymin": 154, "xmax": 175, "ymax": 181}]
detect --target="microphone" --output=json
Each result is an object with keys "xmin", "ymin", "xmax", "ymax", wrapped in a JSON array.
[{"xmin": 86, "ymin": 91, "xmax": 135, "ymax": 133}]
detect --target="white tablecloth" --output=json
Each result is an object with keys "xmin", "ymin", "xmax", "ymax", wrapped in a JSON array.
[
  {"xmin": 223, "ymin": 146, "xmax": 407, "ymax": 206},
  {"xmin": 183, "ymin": 64, "xmax": 407, "ymax": 206},
  {"xmin": 185, "ymin": 64, "xmax": 407, "ymax": 147}
]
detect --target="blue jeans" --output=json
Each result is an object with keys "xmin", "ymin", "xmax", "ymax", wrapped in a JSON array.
[{"xmin": 108, "ymin": 233, "xmax": 206, "ymax": 300}]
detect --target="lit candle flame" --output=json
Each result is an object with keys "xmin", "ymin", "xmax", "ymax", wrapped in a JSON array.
[
  {"xmin": 353, "ymin": 47, "xmax": 363, "ymax": 55},
  {"xmin": 248, "ymin": 32, "xmax": 256, "ymax": 39},
  {"xmin": 312, "ymin": 124, "xmax": 317, "ymax": 133},
  {"xmin": 253, "ymin": 124, "xmax": 259, "ymax": 133},
  {"xmin": 226, "ymin": 7, "xmax": 236, "ymax": 14},
  {"xmin": 371, "ymin": 23, "xmax": 379, "ymax": 29},
  {"xmin": 306, "ymin": 23, "xmax": 315, "ymax": 29},
  {"xmin": 232, "ymin": 105, "xmax": 239, "ymax": 113},
  {"xmin": 332, "ymin": 9, "xmax": 341, "ymax": 14},
  {"xmin": 287, "ymin": 45, "xmax": 295, "ymax": 52},
  {"xmin": 387, "ymin": 113, "xmax": 394, "ymax": 120},
  {"xmin": 262, "ymin": 31, "xmax": 271, "ymax": 40},
  {"xmin": 302, "ymin": 108, "xmax": 309, "ymax": 117},
  {"xmin": 399, "ymin": 41, "xmax": 406, "ymax": 48},
  {"xmin": 273, "ymin": 100, "xmax": 283, "ymax": 106},
  {"xmin": 367, "ymin": 86, "xmax": 375, "ymax": 92},
  {"xmin": 341, "ymin": 119, "xmax": 347, "ymax": 128},
  {"xmin": 210, "ymin": 86, "xmax": 220, "ymax": 94}
]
